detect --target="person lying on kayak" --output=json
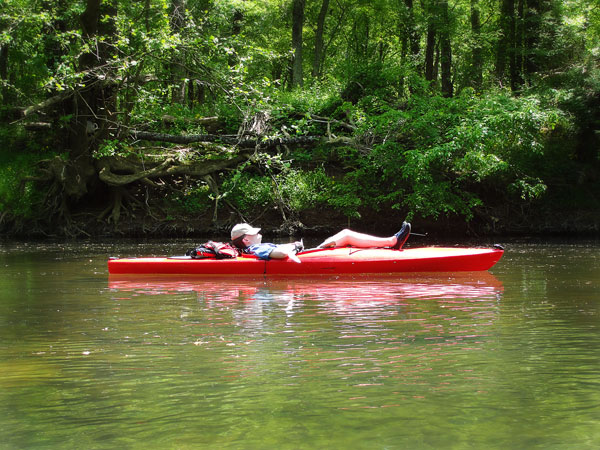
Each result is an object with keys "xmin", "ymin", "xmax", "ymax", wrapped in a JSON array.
[
  {"xmin": 231, "ymin": 223, "xmax": 303, "ymax": 263},
  {"xmin": 317, "ymin": 222, "xmax": 411, "ymax": 249},
  {"xmin": 230, "ymin": 222, "xmax": 411, "ymax": 262}
]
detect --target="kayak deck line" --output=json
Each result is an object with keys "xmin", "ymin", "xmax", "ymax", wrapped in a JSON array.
[{"xmin": 108, "ymin": 246, "xmax": 504, "ymax": 275}]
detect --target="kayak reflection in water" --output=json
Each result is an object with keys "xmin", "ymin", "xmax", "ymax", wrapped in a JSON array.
[{"xmin": 230, "ymin": 222, "xmax": 411, "ymax": 264}]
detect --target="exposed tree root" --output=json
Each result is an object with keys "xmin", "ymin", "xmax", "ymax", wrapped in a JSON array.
[
  {"xmin": 96, "ymin": 152, "xmax": 251, "ymax": 187},
  {"xmin": 13, "ymin": 109, "xmax": 366, "ymax": 236},
  {"xmin": 98, "ymin": 186, "xmax": 150, "ymax": 225}
]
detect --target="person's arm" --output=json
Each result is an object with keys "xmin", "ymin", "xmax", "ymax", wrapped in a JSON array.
[{"xmin": 269, "ymin": 243, "xmax": 302, "ymax": 263}]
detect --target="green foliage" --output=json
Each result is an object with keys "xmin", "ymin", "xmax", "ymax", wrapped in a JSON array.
[
  {"xmin": 325, "ymin": 173, "xmax": 366, "ymax": 219},
  {"xmin": 174, "ymin": 182, "xmax": 213, "ymax": 215},
  {"xmin": 221, "ymin": 165, "xmax": 333, "ymax": 218},
  {"xmin": 95, "ymin": 139, "xmax": 124, "ymax": 158},
  {"xmin": 0, "ymin": 151, "xmax": 44, "ymax": 220},
  {"xmin": 340, "ymin": 62, "xmax": 409, "ymax": 105},
  {"xmin": 1, "ymin": 0, "xmax": 598, "ymax": 232},
  {"xmin": 325, "ymin": 90, "xmax": 571, "ymax": 220},
  {"xmin": 273, "ymin": 83, "xmax": 342, "ymax": 118},
  {"xmin": 222, "ymin": 172, "xmax": 273, "ymax": 214},
  {"xmin": 278, "ymin": 167, "xmax": 333, "ymax": 211}
]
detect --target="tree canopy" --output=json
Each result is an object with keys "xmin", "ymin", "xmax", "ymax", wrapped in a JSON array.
[{"xmin": 1, "ymin": 0, "xmax": 598, "ymax": 236}]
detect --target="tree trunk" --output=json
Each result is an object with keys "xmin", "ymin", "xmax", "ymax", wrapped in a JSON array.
[
  {"xmin": 312, "ymin": 0, "xmax": 329, "ymax": 78},
  {"xmin": 78, "ymin": 0, "xmax": 116, "ymax": 150},
  {"xmin": 495, "ymin": 0, "xmax": 514, "ymax": 87},
  {"xmin": 229, "ymin": 7, "xmax": 244, "ymax": 68},
  {"xmin": 512, "ymin": 0, "xmax": 525, "ymax": 90},
  {"xmin": 291, "ymin": 0, "xmax": 305, "ymax": 88},
  {"xmin": 353, "ymin": 13, "xmax": 370, "ymax": 60},
  {"xmin": 524, "ymin": 0, "xmax": 541, "ymax": 80},
  {"xmin": 144, "ymin": 0, "xmax": 151, "ymax": 32},
  {"xmin": 232, "ymin": 7, "xmax": 243, "ymax": 36},
  {"xmin": 425, "ymin": 21, "xmax": 436, "ymax": 82},
  {"xmin": 170, "ymin": 0, "xmax": 187, "ymax": 104},
  {"xmin": 433, "ymin": 40, "xmax": 440, "ymax": 81},
  {"xmin": 404, "ymin": 0, "xmax": 420, "ymax": 58},
  {"xmin": 470, "ymin": 0, "xmax": 483, "ymax": 90},
  {"xmin": 66, "ymin": 0, "xmax": 117, "ymax": 198},
  {"xmin": 440, "ymin": 1, "xmax": 453, "ymax": 97},
  {"xmin": 0, "ymin": 41, "xmax": 8, "ymax": 102}
]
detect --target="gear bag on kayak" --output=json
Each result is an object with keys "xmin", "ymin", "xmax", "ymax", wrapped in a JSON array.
[{"xmin": 185, "ymin": 241, "xmax": 239, "ymax": 259}]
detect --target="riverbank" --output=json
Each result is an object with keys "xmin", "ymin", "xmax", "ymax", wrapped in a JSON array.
[{"xmin": 3, "ymin": 202, "xmax": 599, "ymax": 240}]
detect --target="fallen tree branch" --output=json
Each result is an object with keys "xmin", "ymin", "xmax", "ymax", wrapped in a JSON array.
[
  {"xmin": 98, "ymin": 157, "xmax": 175, "ymax": 186},
  {"xmin": 162, "ymin": 115, "xmax": 219, "ymax": 126},
  {"xmin": 96, "ymin": 153, "xmax": 251, "ymax": 187},
  {"xmin": 23, "ymin": 122, "xmax": 53, "ymax": 131},
  {"xmin": 20, "ymin": 90, "xmax": 75, "ymax": 118},
  {"xmin": 308, "ymin": 114, "xmax": 357, "ymax": 131},
  {"xmin": 131, "ymin": 130, "xmax": 241, "ymax": 145},
  {"xmin": 130, "ymin": 129, "xmax": 324, "ymax": 149}
]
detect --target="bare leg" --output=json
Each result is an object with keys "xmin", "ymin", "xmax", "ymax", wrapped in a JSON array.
[{"xmin": 318, "ymin": 229, "xmax": 396, "ymax": 248}]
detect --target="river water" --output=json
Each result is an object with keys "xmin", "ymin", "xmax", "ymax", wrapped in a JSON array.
[{"xmin": 0, "ymin": 238, "xmax": 599, "ymax": 449}]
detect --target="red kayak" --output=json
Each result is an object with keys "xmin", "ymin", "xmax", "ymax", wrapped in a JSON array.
[{"xmin": 107, "ymin": 246, "xmax": 503, "ymax": 275}]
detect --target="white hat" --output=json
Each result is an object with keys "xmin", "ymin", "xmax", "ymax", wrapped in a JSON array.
[{"xmin": 231, "ymin": 223, "xmax": 261, "ymax": 240}]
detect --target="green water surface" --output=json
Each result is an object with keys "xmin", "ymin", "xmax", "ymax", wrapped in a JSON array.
[{"xmin": 0, "ymin": 239, "xmax": 599, "ymax": 449}]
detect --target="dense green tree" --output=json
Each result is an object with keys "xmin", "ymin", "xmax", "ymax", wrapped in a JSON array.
[{"xmin": 0, "ymin": 0, "xmax": 598, "ymax": 235}]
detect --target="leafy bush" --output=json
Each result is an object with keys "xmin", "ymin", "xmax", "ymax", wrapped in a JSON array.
[
  {"xmin": 222, "ymin": 172, "xmax": 273, "ymax": 215},
  {"xmin": 219, "ymin": 166, "xmax": 333, "ymax": 218},
  {"xmin": 174, "ymin": 182, "xmax": 213, "ymax": 215},
  {"xmin": 277, "ymin": 167, "xmax": 333, "ymax": 211},
  {"xmin": 0, "ymin": 152, "xmax": 45, "ymax": 220},
  {"xmin": 324, "ymin": 90, "xmax": 571, "ymax": 220}
]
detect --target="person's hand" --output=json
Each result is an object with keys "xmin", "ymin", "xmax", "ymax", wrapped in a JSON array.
[
  {"xmin": 269, "ymin": 244, "xmax": 302, "ymax": 262},
  {"xmin": 288, "ymin": 252, "xmax": 301, "ymax": 263},
  {"xmin": 293, "ymin": 240, "xmax": 304, "ymax": 253}
]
